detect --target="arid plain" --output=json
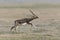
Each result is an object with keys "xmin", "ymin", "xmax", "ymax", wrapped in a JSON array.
[{"xmin": 0, "ymin": 7, "xmax": 60, "ymax": 40}]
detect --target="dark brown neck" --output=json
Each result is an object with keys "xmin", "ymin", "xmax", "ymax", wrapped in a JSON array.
[{"xmin": 28, "ymin": 17, "xmax": 37, "ymax": 22}]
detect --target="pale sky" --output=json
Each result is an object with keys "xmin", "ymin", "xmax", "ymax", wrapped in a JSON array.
[{"xmin": 0, "ymin": 0, "xmax": 60, "ymax": 4}]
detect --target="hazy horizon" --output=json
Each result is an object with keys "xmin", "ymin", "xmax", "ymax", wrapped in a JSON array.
[{"xmin": 0, "ymin": 0, "xmax": 60, "ymax": 4}]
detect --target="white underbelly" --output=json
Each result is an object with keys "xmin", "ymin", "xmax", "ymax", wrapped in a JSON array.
[{"xmin": 22, "ymin": 23, "xmax": 27, "ymax": 25}]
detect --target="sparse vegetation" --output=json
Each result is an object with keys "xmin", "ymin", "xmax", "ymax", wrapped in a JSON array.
[
  {"xmin": 0, "ymin": 4, "xmax": 60, "ymax": 40},
  {"xmin": 0, "ymin": 34, "xmax": 60, "ymax": 40}
]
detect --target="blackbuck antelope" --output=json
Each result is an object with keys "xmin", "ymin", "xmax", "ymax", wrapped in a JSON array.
[{"xmin": 10, "ymin": 9, "xmax": 39, "ymax": 31}]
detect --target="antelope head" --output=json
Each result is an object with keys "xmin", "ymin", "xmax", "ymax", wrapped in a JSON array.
[{"xmin": 29, "ymin": 9, "xmax": 39, "ymax": 19}]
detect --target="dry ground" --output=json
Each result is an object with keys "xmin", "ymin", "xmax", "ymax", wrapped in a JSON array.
[{"xmin": 0, "ymin": 8, "xmax": 60, "ymax": 40}]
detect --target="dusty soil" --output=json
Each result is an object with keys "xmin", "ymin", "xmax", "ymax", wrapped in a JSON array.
[{"xmin": 0, "ymin": 8, "xmax": 60, "ymax": 40}]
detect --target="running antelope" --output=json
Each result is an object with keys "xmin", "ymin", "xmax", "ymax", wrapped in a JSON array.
[{"xmin": 10, "ymin": 9, "xmax": 39, "ymax": 31}]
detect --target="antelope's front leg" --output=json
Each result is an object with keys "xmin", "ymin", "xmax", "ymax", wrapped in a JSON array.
[{"xmin": 27, "ymin": 22, "xmax": 33, "ymax": 27}]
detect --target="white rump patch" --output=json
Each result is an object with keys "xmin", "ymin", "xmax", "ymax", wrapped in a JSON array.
[{"xmin": 22, "ymin": 23, "xmax": 27, "ymax": 25}]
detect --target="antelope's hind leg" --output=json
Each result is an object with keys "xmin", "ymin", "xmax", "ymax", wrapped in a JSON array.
[
  {"xmin": 11, "ymin": 25, "xmax": 18, "ymax": 32},
  {"xmin": 10, "ymin": 26, "xmax": 15, "ymax": 31},
  {"xmin": 10, "ymin": 21, "xmax": 19, "ymax": 31}
]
